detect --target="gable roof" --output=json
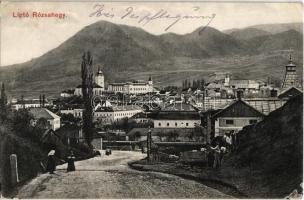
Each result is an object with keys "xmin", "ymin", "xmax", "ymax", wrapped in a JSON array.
[
  {"xmin": 76, "ymin": 83, "xmax": 103, "ymax": 88},
  {"xmin": 151, "ymin": 111, "xmax": 201, "ymax": 120},
  {"xmin": 278, "ymin": 87, "xmax": 302, "ymax": 99},
  {"xmin": 29, "ymin": 108, "xmax": 60, "ymax": 120},
  {"xmin": 212, "ymin": 100, "xmax": 265, "ymax": 118}
]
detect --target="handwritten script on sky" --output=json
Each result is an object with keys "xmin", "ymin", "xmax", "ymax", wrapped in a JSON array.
[{"xmin": 89, "ymin": 4, "xmax": 216, "ymax": 31}]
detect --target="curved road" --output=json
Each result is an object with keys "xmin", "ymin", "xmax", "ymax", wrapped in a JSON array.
[{"xmin": 17, "ymin": 151, "xmax": 231, "ymax": 198}]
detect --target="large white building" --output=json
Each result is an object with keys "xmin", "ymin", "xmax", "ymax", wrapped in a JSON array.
[
  {"xmin": 108, "ymin": 77, "xmax": 154, "ymax": 94},
  {"xmin": 224, "ymin": 75, "xmax": 260, "ymax": 90},
  {"xmin": 60, "ymin": 105, "xmax": 143, "ymax": 124},
  {"xmin": 94, "ymin": 105, "xmax": 143, "ymax": 123},
  {"xmin": 152, "ymin": 111, "xmax": 201, "ymax": 128},
  {"xmin": 74, "ymin": 68, "xmax": 105, "ymax": 96},
  {"xmin": 11, "ymin": 99, "xmax": 51, "ymax": 110}
]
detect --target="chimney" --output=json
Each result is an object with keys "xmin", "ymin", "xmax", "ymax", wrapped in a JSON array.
[
  {"xmin": 270, "ymin": 89, "xmax": 278, "ymax": 97},
  {"xmin": 236, "ymin": 90, "xmax": 243, "ymax": 100}
]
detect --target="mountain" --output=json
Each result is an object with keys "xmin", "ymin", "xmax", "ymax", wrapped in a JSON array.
[
  {"xmin": 229, "ymin": 28, "xmax": 271, "ymax": 40},
  {"xmin": 224, "ymin": 22, "xmax": 303, "ymax": 34},
  {"xmin": 0, "ymin": 21, "xmax": 302, "ymax": 98},
  {"xmin": 160, "ymin": 26, "xmax": 248, "ymax": 57},
  {"xmin": 249, "ymin": 22, "xmax": 303, "ymax": 34}
]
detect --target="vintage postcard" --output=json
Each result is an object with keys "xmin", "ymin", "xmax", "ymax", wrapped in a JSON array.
[{"xmin": 0, "ymin": 0, "xmax": 303, "ymax": 199}]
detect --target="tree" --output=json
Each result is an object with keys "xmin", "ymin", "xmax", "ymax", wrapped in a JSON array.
[
  {"xmin": 35, "ymin": 117, "xmax": 49, "ymax": 130},
  {"xmin": 42, "ymin": 94, "xmax": 46, "ymax": 107},
  {"xmin": 61, "ymin": 113, "xmax": 81, "ymax": 125},
  {"xmin": 81, "ymin": 51, "xmax": 94, "ymax": 147},
  {"xmin": 0, "ymin": 83, "xmax": 8, "ymax": 121},
  {"xmin": 11, "ymin": 109, "xmax": 33, "ymax": 137}
]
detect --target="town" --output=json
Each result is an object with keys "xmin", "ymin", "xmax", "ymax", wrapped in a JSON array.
[
  {"xmin": 0, "ymin": 52, "xmax": 302, "ymax": 199},
  {"xmin": 5, "ymin": 55, "xmax": 302, "ymax": 146},
  {"xmin": 0, "ymin": 5, "xmax": 303, "ymax": 198}
]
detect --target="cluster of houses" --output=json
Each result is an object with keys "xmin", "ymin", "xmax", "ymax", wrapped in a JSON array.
[{"xmin": 8, "ymin": 56, "xmax": 303, "ymax": 148}]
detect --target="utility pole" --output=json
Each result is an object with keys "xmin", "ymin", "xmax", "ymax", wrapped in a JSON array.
[{"xmin": 147, "ymin": 127, "xmax": 152, "ymax": 163}]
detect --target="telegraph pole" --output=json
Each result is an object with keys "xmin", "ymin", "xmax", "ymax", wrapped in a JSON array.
[{"xmin": 147, "ymin": 127, "xmax": 152, "ymax": 163}]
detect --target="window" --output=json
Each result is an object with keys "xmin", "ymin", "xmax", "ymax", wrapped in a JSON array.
[
  {"xmin": 249, "ymin": 119, "xmax": 258, "ymax": 124},
  {"xmin": 226, "ymin": 120, "xmax": 234, "ymax": 125},
  {"xmin": 158, "ymin": 123, "xmax": 161, "ymax": 127},
  {"xmin": 186, "ymin": 123, "xmax": 189, "ymax": 126},
  {"xmin": 175, "ymin": 122, "xmax": 177, "ymax": 127},
  {"xmin": 167, "ymin": 123, "xmax": 170, "ymax": 127}
]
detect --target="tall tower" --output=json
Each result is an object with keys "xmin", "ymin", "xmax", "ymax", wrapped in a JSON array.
[
  {"xmin": 95, "ymin": 67, "xmax": 104, "ymax": 89},
  {"xmin": 224, "ymin": 74, "xmax": 230, "ymax": 87},
  {"xmin": 148, "ymin": 76, "xmax": 153, "ymax": 85},
  {"xmin": 282, "ymin": 55, "xmax": 300, "ymax": 90}
]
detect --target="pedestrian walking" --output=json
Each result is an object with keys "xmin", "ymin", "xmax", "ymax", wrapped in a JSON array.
[
  {"xmin": 46, "ymin": 150, "xmax": 56, "ymax": 174},
  {"xmin": 67, "ymin": 151, "xmax": 76, "ymax": 172},
  {"xmin": 219, "ymin": 146, "xmax": 226, "ymax": 165},
  {"xmin": 225, "ymin": 133, "xmax": 232, "ymax": 152},
  {"xmin": 211, "ymin": 143, "xmax": 221, "ymax": 169}
]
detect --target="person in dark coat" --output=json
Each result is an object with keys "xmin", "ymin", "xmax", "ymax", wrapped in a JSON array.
[
  {"xmin": 67, "ymin": 151, "xmax": 76, "ymax": 172},
  {"xmin": 207, "ymin": 150, "xmax": 214, "ymax": 168},
  {"xmin": 46, "ymin": 150, "xmax": 56, "ymax": 174}
]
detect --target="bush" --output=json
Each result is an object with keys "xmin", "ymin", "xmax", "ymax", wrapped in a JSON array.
[{"xmin": 0, "ymin": 133, "xmax": 47, "ymax": 196}]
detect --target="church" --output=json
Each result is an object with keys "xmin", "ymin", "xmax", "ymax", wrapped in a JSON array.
[{"xmin": 74, "ymin": 68, "xmax": 105, "ymax": 96}]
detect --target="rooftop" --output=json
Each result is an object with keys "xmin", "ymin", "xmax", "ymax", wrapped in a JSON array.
[
  {"xmin": 76, "ymin": 83, "xmax": 103, "ymax": 88},
  {"xmin": 29, "ymin": 108, "xmax": 60, "ymax": 120},
  {"xmin": 151, "ymin": 111, "xmax": 201, "ymax": 120}
]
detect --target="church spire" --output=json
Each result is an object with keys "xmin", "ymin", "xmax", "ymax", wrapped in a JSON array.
[{"xmin": 97, "ymin": 66, "xmax": 103, "ymax": 75}]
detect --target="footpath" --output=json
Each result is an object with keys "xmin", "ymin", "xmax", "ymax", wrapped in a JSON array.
[{"xmin": 129, "ymin": 159, "xmax": 250, "ymax": 198}]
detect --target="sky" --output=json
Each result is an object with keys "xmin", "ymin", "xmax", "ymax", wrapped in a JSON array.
[{"xmin": 0, "ymin": 1, "xmax": 302, "ymax": 66}]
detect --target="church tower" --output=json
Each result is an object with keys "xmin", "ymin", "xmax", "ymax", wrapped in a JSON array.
[
  {"xmin": 281, "ymin": 55, "xmax": 300, "ymax": 90},
  {"xmin": 95, "ymin": 67, "xmax": 104, "ymax": 89},
  {"xmin": 148, "ymin": 76, "xmax": 153, "ymax": 85}
]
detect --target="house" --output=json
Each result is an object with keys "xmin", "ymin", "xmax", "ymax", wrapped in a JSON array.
[
  {"xmin": 131, "ymin": 112, "xmax": 154, "ymax": 123},
  {"xmin": 60, "ymin": 89, "xmax": 75, "ymax": 98},
  {"xmin": 224, "ymin": 75, "xmax": 260, "ymax": 91},
  {"xmin": 151, "ymin": 111, "xmax": 201, "ymax": 128},
  {"xmin": 55, "ymin": 124, "xmax": 83, "ymax": 145},
  {"xmin": 29, "ymin": 108, "xmax": 61, "ymax": 131},
  {"xmin": 211, "ymin": 100, "xmax": 264, "ymax": 137},
  {"xmin": 11, "ymin": 99, "xmax": 51, "ymax": 110},
  {"xmin": 94, "ymin": 105, "xmax": 143, "ymax": 123},
  {"xmin": 278, "ymin": 87, "xmax": 302, "ymax": 100}
]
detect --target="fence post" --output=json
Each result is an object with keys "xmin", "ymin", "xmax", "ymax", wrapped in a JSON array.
[{"xmin": 10, "ymin": 154, "xmax": 19, "ymax": 186}]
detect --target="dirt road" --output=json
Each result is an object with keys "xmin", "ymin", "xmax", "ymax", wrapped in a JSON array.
[{"xmin": 17, "ymin": 151, "xmax": 231, "ymax": 198}]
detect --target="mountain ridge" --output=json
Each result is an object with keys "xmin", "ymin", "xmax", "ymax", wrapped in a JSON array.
[{"xmin": 0, "ymin": 20, "xmax": 302, "ymax": 98}]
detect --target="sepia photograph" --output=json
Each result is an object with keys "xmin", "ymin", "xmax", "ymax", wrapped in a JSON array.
[{"xmin": 0, "ymin": 0, "xmax": 303, "ymax": 199}]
